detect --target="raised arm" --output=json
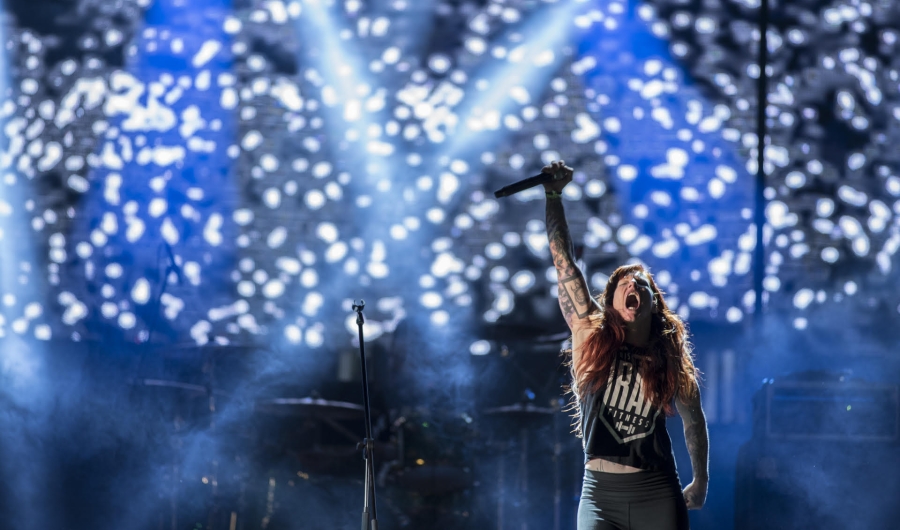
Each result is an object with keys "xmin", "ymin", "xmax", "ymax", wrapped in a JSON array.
[
  {"xmin": 675, "ymin": 378, "xmax": 709, "ymax": 510},
  {"xmin": 543, "ymin": 161, "xmax": 600, "ymax": 333}
]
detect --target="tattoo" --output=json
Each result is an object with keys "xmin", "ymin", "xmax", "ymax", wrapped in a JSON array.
[
  {"xmin": 560, "ymin": 275, "xmax": 591, "ymax": 318},
  {"xmin": 546, "ymin": 198, "xmax": 594, "ymax": 326},
  {"xmin": 682, "ymin": 398, "xmax": 710, "ymax": 481}
]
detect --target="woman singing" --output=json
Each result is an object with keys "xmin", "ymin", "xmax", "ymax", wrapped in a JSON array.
[{"xmin": 541, "ymin": 160, "xmax": 708, "ymax": 530}]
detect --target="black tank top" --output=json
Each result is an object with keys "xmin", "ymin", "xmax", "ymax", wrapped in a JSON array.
[{"xmin": 579, "ymin": 343, "xmax": 677, "ymax": 472}]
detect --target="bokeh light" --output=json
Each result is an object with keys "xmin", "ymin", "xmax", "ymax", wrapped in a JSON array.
[{"xmin": 0, "ymin": 0, "xmax": 894, "ymax": 349}]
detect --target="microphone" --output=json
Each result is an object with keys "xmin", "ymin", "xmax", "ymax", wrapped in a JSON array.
[
  {"xmin": 163, "ymin": 242, "xmax": 183, "ymax": 285},
  {"xmin": 493, "ymin": 172, "xmax": 556, "ymax": 198}
]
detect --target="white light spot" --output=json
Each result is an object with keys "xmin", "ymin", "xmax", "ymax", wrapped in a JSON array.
[
  {"xmin": 149, "ymin": 197, "xmax": 167, "ymax": 217},
  {"xmin": 490, "ymin": 266, "xmax": 510, "ymax": 283},
  {"xmin": 299, "ymin": 269, "xmax": 318, "ymax": 288},
  {"xmin": 368, "ymin": 262, "xmax": 389, "ymax": 278},
  {"xmin": 421, "ymin": 292, "xmax": 443, "ymax": 309},
  {"xmin": 262, "ymin": 280, "xmax": 285, "ymax": 299},
  {"xmin": 267, "ymin": 227, "xmax": 288, "ymax": 249},
  {"xmin": 203, "ymin": 213, "xmax": 223, "ymax": 246},
  {"xmin": 306, "ymin": 327, "xmax": 324, "ymax": 348},
  {"xmin": 317, "ymin": 222, "xmax": 339, "ymax": 243},
  {"xmin": 132, "ymin": 278, "xmax": 151, "ymax": 304},
  {"xmin": 312, "ymin": 161, "xmax": 333, "ymax": 178},
  {"xmin": 431, "ymin": 310, "xmax": 449, "ymax": 326},
  {"xmin": 793, "ymin": 288, "xmax": 814, "ymax": 310},
  {"xmin": 390, "ymin": 225, "xmax": 408, "ymax": 240},
  {"xmin": 485, "ymin": 242, "xmax": 506, "ymax": 259},
  {"xmin": 618, "ymin": 165, "xmax": 637, "ymax": 181},
  {"xmin": 470, "ymin": 340, "xmax": 491, "ymax": 355},
  {"xmin": 237, "ymin": 281, "xmax": 256, "ymax": 297},
  {"xmin": 305, "ymin": 190, "xmax": 326, "ymax": 210},
  {"xmin": 161, "ymin": 218, "xmax": 179, "ymax": 244},
  {"xmin": 106, "ymin": 263, "xmax": 123, "ymax": 279},
  {"xmin": 325, "ymin": 242, "xmax": 348, "ymax": 263},
  {"xmin": 285, "ymin": 325, "xmax": 302, "ymax": 344},
  {"xmin": 192, "ymin": 40, "xmax": 221, "ymax": 68},
  {"xmin": 34, "ymin": 324, "xmax": 52, "ymax": 340},
  {"xmin": 118, "ymin": 312, "xmax": 136, "ymax": 329},
  {"xmin": 302, "ymin": 292, "xmax": 323, "ymax": 316},
  {"xmin": 617, "ymin": 225, "xmax": 639, "ymax": 244},
  {"xmin": 263, "ymin": 188, "xmax": 282, "ymax": 208},
  {"xmin": 511, "ymin": 270, "xmax": 535, "ymax": 293}
]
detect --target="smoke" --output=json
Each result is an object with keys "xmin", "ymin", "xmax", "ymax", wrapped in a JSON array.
[
  {"xmin": 0, "ymin": 332, "xmax": 348, "ymax": 530},
  {"xmin": 728, "ymin": 312, "xmax": 900, "ymax": 530},
  {"xmin": 0, "ymin": 336, "xmax": 64, "ymax": 529}
]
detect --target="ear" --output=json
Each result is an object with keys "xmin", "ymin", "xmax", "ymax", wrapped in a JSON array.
[{"xmin": 651, "ymin": 294, "xmax": 659, "ymax": 314}]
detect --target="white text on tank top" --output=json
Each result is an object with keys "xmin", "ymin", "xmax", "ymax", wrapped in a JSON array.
[{"xmin": 599, "ymin": 346, "xmax": 660, "ymax": 443}]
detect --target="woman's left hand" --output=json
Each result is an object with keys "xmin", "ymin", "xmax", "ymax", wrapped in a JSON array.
[
  {"xmin": 541, "ymin": 160, "xmax": 574, "ymax": 193},
  {"xmin": 683, "ymin": 479, "xmax": 708, "ymax": 510}
]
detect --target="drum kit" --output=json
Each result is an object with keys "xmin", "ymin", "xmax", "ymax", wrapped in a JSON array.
[{"xmin": 127, "ymin": 331, "xmax": 574, "ymax": 530}]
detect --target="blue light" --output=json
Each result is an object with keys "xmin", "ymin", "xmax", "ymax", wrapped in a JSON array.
[
  {"xmin": 60, "ymin": 0, "xmax": 239, "ymax": 342},
  {"xmin": 576, "ymin": 0, "xmax": 755, "ymax": 310}
]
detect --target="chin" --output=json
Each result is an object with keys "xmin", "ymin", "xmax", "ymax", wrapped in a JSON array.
[{"xmin": 619, "ymin": 309, "xmax": 637, "ymax": 321}]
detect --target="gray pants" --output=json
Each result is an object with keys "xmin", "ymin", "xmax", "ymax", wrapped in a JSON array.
[{"xmin": 577, "ymin": 468, "xmax": 690, "ymax": 530}]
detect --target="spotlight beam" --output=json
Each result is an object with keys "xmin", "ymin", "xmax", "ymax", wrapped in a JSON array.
[
  {"xmin": 438, "ymin": 0, "xmax": 588, "ymax": 165},
  {"xmin": 0, "ymin": 13, "xmax": 54, "ymax": 529}
]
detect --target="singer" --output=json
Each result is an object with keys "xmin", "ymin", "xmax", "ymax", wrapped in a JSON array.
[{"xmin": 539, "ymin": 161, "xmax": 709, "ymax": 530}]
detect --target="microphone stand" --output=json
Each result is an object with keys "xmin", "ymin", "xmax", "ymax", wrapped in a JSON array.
[{"xmin": 352, "ymin": 300, "xmax": 379, "ymax": 530}]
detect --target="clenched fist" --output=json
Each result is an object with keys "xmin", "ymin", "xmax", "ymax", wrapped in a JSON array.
[
  {"xmin": 682, "ymin": 479, "xmax": 708, "ymax": 510},
  {"xmin": 541, "ymin": 160, "xmax": 574, "ymax": 194}
]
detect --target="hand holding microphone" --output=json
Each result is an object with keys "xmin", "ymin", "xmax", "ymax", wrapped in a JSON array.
[
  {"xmin": 493, "ymin": 159, "xmax": 574, "ymax": 198},
  {"xmin": 541, "ymin": 160, "xmax": 574, "ymax": 194}
]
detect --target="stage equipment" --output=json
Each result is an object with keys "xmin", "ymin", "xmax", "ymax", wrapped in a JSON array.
[
  {"xmin": 374, "ymin": 408, "xmax": 480, "ymax": 528},
  {"xmin": 352, "ymin": 300, "xmax": 380, "ymax": 530},
  {"xmin": 134, "ymin": 343, "xmax": 263, "ymax": 530},
  {"xmin": 756, "ymin": 376, "xmax": 898, "ymax": 441},
  {"xmin": 245, "ymin": 392, "xmax": 398, "ymax": 529},
  {"xmin": 255, "ymin": 396, "xmax": 365, "ymax": 420},
  {"xmin": 253, "ymin": 396, "xmax": 392, "ymax": 476},
  {"xmin": 735, "ymin": 373, "xmax": 900, "ymax": 530},
  {"xmin": 130, "ymin": 376, "xmax": 215, "ymax": 530},
  {"xmin": 483, "ymin": 402, "xmax": 558, "ymax": 530},
  {"xmin": 386, "ymin": 410, "xmax": 477, "ymax": 495}
]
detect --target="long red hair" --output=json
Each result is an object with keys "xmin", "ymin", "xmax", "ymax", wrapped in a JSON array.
[{"xmin": 568, "ymin": 264, "xmax": 699, "ymax": 431}]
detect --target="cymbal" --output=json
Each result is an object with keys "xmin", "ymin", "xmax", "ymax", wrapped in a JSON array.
[
  {"xmin": 133, "ymin": 378, "xmax": 208, "ymax": 396},
  {"xmin": 255, "ymin": 397, "xmax": 365, "ymax": 420},
  {"xmin": 483, "ymin": 403, "xmax": 556, "ymax": 418},
  {"xmin": 132, "ymin": 378, "xmax": 234, "ymax": 397}
]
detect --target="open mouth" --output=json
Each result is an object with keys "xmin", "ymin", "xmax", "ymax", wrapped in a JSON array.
[{"xmin": 625, "ymin": 292, "xmax": 640, "ymax": 311}]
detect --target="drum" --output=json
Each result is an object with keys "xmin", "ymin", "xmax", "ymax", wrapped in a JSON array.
[
  {"xmin": 379, "ymin": 409, "xmax": 482, "ymax": 528},
  {"xmin": 388, "ymin": 409, "xmax": 478, "ymax": 494}
]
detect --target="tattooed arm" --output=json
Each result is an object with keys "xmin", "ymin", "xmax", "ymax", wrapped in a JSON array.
[
  {"xmin": 676, "ymin": 378, "xmax": 709, "ymax": 510},
  {"xmin": 542, "ymin": 161, "xmax": 600, "ymax": 337}
]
